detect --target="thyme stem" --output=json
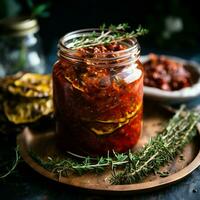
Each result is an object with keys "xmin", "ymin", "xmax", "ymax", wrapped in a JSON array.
[
  {"xmin": 111, "ymin": 108, "xmax": 200, "ymax": 184},
  {"xmin": 0, "ymin": 146, "xmax": 20, "ymax": 179},
  {"xmin": 71, "ymin": 24, "xmax": 148, "ymax": 49}
]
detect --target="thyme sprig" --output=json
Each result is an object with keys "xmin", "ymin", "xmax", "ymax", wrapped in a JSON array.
[
  {"xmin": 0, "ymin": 145, "xmax": 21, "ymax": 179},
  {"xmin": 110, "ymin": 106, "xmax": 200, "ymax": 184},
  {"xmin": 29, "ymin": 106, "xmax": 200, "ymax": 185},
  {"xmin": 71, "ymin": 23, "xmax": 148, "ymax": 49},
  {"xmin": 30, "ymin": 150, "xmax": 129, "ymax": 177}
]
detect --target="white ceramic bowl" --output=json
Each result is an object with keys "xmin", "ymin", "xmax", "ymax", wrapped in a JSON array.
[{"xmin": 141, "ymin": 55, "xmax": 200, "ymax": 104}]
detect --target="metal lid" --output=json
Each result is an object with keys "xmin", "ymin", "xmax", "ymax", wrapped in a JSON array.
[{"xmin": 0, "ymin": 16, "xmax": 39, "ymax": 37}]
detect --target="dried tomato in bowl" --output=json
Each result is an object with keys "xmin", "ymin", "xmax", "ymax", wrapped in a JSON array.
[{"xmin": 143, "ymin": 53, "xmax": 192, "ymax": 91}]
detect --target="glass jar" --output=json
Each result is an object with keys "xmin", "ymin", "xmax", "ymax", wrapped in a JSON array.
[
  {"xmin": 0, "ymin": 17, "xmax": 46, "ymax": 77},
  {"xmin": 53, "ymin": 29, "xmax": 143, "ymax": 156}
]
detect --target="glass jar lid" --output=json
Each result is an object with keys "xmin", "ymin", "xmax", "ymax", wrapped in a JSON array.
[{"xmin": 0, "ymin": 16, "xmax": 39, "ymax": 37}]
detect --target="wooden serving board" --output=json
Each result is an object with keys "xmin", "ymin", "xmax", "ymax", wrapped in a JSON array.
[{"xmin": 17, "ymin": 102, "xmax": 200, "ymax": 194}]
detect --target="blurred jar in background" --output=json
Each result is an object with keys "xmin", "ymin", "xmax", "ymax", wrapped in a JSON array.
[{"xmin": 0, "ymin": 16, "xmax": 46, "ymax": 77}]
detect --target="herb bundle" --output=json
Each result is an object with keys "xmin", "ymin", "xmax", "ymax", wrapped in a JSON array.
[
  {"xmin": 111, "ymin": 105, "xmax": 199, "ymax": 184},
  {"xmin": 71, "ymin": 23, "xmax": 148, "ymax": 49}
]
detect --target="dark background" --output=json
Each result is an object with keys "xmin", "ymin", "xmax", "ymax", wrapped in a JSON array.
[
  {"xmin": 39, "ymin": 0, "xmax": 200, "ymax": 53},
  {"xmin": 0, "ymin": 0, "xmax": 200, "ymax": 58}
]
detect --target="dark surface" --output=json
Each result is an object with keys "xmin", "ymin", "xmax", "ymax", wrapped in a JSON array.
[
  {"xmin": 1, "ymin": 52, "xmax": 200, "ymax": 199},
  {"xmin": 1, "ymin": 100, "xmax": 200, "ymax": 199},
  {"xmin": 1, "ymin": 161, "xmax": 200, "ymax": 200},
  {"xmin": 1, "ymin": 116, "xmax": 200, "ymax": 200}
]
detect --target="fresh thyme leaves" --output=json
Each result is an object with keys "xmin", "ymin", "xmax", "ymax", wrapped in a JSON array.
[
  {"xmin": 30, "ymin": 150, "xmax": 129, "ymax": 177},
  {"xmin": 179, "ymin": 154, "xmax": 185, "ymax": 161},
  {"xmin": 110, "ymin": 105, "xmax": 200, "ymax": 184},
  {"xmin": 29, "ymin": 106, "xmax": 200, "ymax": 185},
  {"xmin": 157, "ymin": 171, "xmax": 170, "ymax": 178},
  {"xmin": 0, "ymin": 145, "xmax": 20, "ymax": 179},
  {"xmin": 71, "ymin": 23, "xmax": 148, "ymax": 49}
]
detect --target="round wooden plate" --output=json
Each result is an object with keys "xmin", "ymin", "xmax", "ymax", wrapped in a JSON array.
[{"xmin": 17, "ymin": 104, "xmax": 200, "ymax": 194}]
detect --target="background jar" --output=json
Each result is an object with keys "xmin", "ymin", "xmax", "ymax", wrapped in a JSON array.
[
  {"xmin": 0, "ymin": 17, "xmax": 46, "ymax": 77},
  {"xmin": 53, "ymin": 29, "xmax": 144, "ymax": 156}
]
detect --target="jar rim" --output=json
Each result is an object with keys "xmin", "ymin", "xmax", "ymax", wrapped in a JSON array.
[{"xmin": 58, "ymin": 28, "xmax": 140, "ymax": 61}]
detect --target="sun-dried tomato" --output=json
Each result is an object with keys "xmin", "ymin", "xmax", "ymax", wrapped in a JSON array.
[
  {"xmin": 53, "ymin": 37, "xmax": 143, "ymax": 156},
  {"xmin": 144, "ymin": 53, "xmax": 192, "ymax": 91}
]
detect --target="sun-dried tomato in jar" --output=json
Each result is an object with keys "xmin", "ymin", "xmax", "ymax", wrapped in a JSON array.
[{"xmin": 53, "ymin": 29, "xmax": 143, "ymax": 156}]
